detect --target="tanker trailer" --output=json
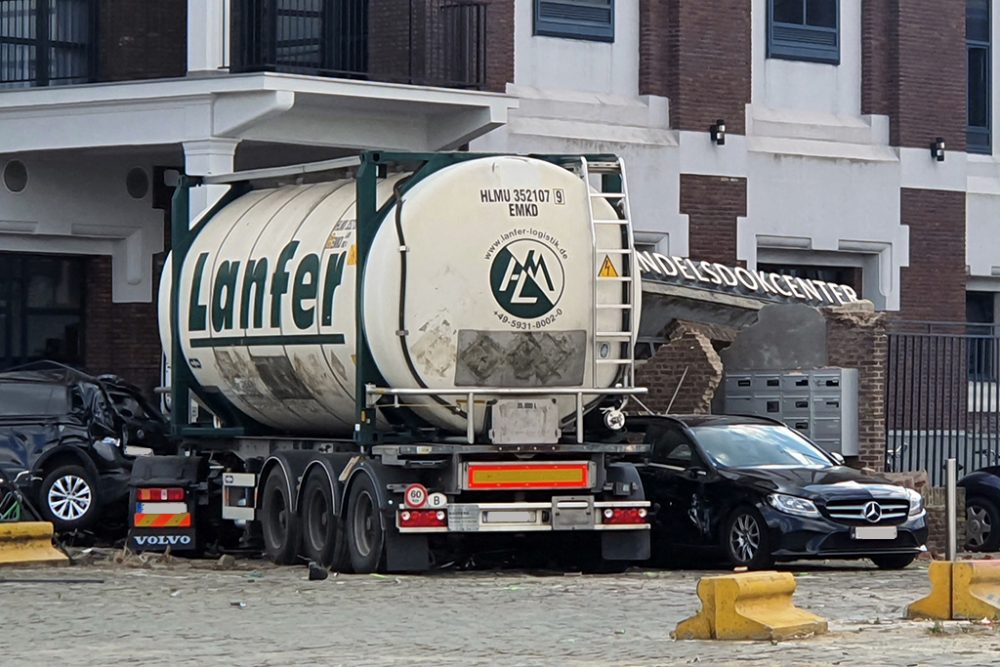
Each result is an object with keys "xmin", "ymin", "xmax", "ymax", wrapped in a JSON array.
[{"xmin": 130, "ymin": 151, "xmax": 651, "ymax": 573}]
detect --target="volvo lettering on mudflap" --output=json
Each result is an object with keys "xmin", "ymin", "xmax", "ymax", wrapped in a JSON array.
[
  {"xmin": 131, "ymin": 534, "xmax": 193, "ymax": 548},
  {"xmin": 132, "ymin": 152, "xmax": 651, "ymax": 573}
]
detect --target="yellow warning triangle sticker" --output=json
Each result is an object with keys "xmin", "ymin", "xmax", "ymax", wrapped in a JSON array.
[
  {"xmin": 598, "ymin": 255, "xmax": 619, "ymax": 278},
  {"xmin": 347, "ymin": 244, "xmax": 357, "ymax": 266}
]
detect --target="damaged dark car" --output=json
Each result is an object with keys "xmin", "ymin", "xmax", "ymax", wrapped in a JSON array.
[
  {"xmin": 0, "ymin": 364, "xmax": 172, "ymax": 533},
  {"xmin": 637, "ymin": 415, "xmax": 928, "ymax": 570}
]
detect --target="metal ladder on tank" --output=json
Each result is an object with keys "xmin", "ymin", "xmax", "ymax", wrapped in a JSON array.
[{"xmin": 578, "ymin": 157, "xmax": 640, "ymax": 390}]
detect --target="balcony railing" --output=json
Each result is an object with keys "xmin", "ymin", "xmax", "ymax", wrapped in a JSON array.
[
  {"xmin": 0, "ymin": 0, "xmax": 98, "ymax": 88},
  {"xmin": 231, "ymin": 0, "xmax": 487, "ymax": 90}
]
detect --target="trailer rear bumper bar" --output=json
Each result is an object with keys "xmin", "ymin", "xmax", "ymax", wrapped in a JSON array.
[{"xmin": 396, "ymin": 497, "xmax": 650, "ymax": 534}]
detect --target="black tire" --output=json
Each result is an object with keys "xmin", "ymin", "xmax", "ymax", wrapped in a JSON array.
[
  {"xmin": 38, "ymin": 464, "xmax": 99, "ymax": 532},
  {"xmin": 965, "ymin": 495, "xmax": 1000, "ymax": 552},
  {"xmin": 723, "ymin": 505, "xmax": 773, "ymax": 569},
  {"xmin": 300, "ymin": 472, "xmax": 347, "ymax": 570},
  {"xmin": 260, "ymin": 466, "xmax": 301, "ymax": 565},
  {"xmin": 345, "ymin": 473, "xmax": 385, "ymax": 574},
  {"xmin": 871, "ymin": 553, "xmax": 917, "ymax": 570}
]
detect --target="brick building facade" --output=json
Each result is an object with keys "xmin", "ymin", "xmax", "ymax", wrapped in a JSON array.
[{"xmin": 0, "ymin": 0, "xmax": 995, "ymax": 480}]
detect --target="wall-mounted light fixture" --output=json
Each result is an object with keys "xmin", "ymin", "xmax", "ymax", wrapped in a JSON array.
[
  {"xmin": 710, "ymin": 120, "xmax": 726, "ymax": 146},
  {"xmin": 930, "ymin": 137, "xmax": 946, "ymax": 162}
]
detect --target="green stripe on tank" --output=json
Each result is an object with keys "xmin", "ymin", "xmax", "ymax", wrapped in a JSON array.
[{"xmin": 190, "ymin": 334, "xmax": 346, "ymax": 348}]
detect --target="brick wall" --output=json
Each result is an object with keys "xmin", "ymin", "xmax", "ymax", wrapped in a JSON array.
[
  {"xmin": 861, "ymin": 0, "xmax": 966, "ymax": 150},
  {"xmin": 825, "ymin": 305, "xmax": 888, "ymax": 471},
  {"xmin": 99, "ymin": 0, "xmax": 187, "ymax": 82},
  {"xmin": 84, "ymin": 255, "xmax": 164, "ymax": 398},
  {"xmin": 634, "ymin": 324, "xmax": 723, "ymax": 415},
  {"xmin": 652, "ymin": 0, "xmax": 750, "ymax": 133},
  {"xmin": 680, "ymin": 175, "xmax": 747, "ymax": 266},
  {"xmin": 860, "ymin": 0, "xmax": 891, "ymax": 116},
  {"xmin": 898, "ymin": 189, "xmax": 967, "ymax": 323},
  {"xmin": 638, "ymin": 0, "xmax": 668, "ymax": 99}
]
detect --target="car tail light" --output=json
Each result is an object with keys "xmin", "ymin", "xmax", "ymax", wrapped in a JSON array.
[
  {"xmin": 601, "ymin": 507, "xmax": 648, "ymax": 525},
  {"xmin": 399, "ymin": 509, "xmax": 447, "ymax": 528},
  {"xmin": 137, "ymin": 487, "xmax": 185, "ymax": 502}
]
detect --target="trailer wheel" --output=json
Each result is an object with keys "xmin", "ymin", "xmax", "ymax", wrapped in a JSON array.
[
  {"xmin": 260, "ymin": 466, "xmax": 301, "ymax": 565},
  {"xmin": 300, "ymin": 472, "xmax": 346, "ymax": 570},
  {"xmin": 346, "ymin": 473, "xmax": 385, "ymax": 574}
]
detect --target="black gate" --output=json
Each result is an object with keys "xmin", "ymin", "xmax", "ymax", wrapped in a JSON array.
[{"xmin": 886, "ymin": 321, "xmax": 1000, "ymax": 485}]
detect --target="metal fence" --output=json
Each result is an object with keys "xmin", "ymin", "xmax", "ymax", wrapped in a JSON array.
[
  {"xmin": 231, "ymin": 0, "xmax": 487, "ymax": 89},
  {"xmin": 886, "ymin": 321, "xmax": 1000, "ymax": 485},
  {"xmin": 0, "ymin": 0, "xmax": 97, "ymax": 88}
]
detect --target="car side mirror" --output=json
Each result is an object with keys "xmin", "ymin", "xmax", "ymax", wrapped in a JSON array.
[{"xmin": 830, "ymin": 452, "xmax": 846, "ymax": 466}]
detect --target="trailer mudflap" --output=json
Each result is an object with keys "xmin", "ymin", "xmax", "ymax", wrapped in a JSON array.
[
  {"xmin": 385, "ymin": 531, "xmax": 431, "ymax": 572},
  {"xmin": 601, "ymin": 529, "xmax": 650, "ymax": 561},
  {"xmin": 128, "ymin": 455, "xmax": 203, "ymax": 552}
]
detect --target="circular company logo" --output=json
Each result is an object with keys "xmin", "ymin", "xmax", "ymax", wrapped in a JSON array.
[
  {"xmin": 863, "ymin": 501, "xmax": 882, "ymax": 524},
  {"xmin": 489, "ymin": 239, "xmax": 565, "ymax": 319}
]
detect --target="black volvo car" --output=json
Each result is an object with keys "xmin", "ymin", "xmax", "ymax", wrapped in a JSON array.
[{"xmin": 637, "ymin": 415, "xmax": 928, "ymax": 569}]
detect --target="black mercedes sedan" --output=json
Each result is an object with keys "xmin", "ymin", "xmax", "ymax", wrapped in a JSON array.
[{"xmin": 636, "ymin": 415, "xmax": 928, "ymax": 570}]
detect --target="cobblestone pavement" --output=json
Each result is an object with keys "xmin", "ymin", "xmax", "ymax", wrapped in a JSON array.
[{"xmin": 2, "ymin": 557, "xmax": 999, "ymax": 667}]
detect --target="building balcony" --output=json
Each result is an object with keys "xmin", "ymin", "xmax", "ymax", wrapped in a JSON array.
[
  {"xmin": 231, "ymin": 0, "xmax": 488, "ymax": 90},
  {"xmin": 1, "ymin": 0, "xmax": 490, "ymax": 92}
]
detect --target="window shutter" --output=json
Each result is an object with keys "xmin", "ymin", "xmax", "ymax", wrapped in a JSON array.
[
  {"xmin": 534, "ymin": 0, "xmax": 614, "ymax": 43},
  {"xmin": 767, "ymin": 0, "xmax": 840, "ymax": 65}
]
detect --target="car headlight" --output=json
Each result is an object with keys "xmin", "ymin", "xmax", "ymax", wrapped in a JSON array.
[
  {"xmin": 767, "ymin": 493, "xmax": 820, "ymax": 518},
  {"xmin": 905, "ymin": 488, "xmax": 924, "ymax": 516}
]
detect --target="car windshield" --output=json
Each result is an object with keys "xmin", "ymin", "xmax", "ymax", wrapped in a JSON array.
[{"xmin": 691, "ymin": 424, "xmax": 833, "ymax": 469}]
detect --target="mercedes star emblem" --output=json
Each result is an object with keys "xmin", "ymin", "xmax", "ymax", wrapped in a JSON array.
[{"xmin": 863, "ymin": 501, "xmax": 882, "ymax": 524}]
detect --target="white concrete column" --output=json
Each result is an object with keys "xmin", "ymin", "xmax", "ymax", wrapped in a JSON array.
[
  {"xmin": 183, "ymin": 138, "xmax": 239, "ymax": 227},
  {"xmin": 188, "ymin": 0, "xmax": 230, "ymax": 74}
]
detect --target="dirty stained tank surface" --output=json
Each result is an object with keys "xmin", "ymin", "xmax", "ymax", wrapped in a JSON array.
[
  {"xmin": 4, "ymin": 558, "xmax": 1000, "ymax": 666},
  {"xmin": 165, "ymin": 156, "xmax": 631, "ymax": 437}
]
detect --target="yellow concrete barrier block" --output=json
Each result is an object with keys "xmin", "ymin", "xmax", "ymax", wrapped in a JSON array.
[
  {"xmin": 0, "ymin": 522, "xmax": 69, "ymax": 567},
  {"xmin": 674, "ymin": 571, "xmax": 828, "ymax": 641},
  {"xmin": 906, "ymin": 561, "xmax": 954, "ymax": 620},
  {"xmin": 952, "ymin": 561, "xmax": 1000, "ymax": 620}
]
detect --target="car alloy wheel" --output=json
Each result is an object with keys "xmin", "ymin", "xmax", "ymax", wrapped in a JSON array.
[
  {"xmin": 730, "ymin": 513, "xmax": 761, "ymax": 563},
  {"xmin": 47, "ymin": 474, "xmax": 93, "ymax": 522},
  {"xmin": 967, "ymin": 502, "xmax": 993, "ymax": 549}
]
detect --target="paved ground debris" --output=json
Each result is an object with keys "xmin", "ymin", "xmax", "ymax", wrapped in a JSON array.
[{"xmin": 2, "ymin": 554, "xmax": 1000, "ymax": 666}]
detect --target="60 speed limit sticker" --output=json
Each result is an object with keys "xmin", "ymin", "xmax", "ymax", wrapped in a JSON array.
[{"xmin": 404, "ymin": 483, "xmax": 428, "ymax": 509}]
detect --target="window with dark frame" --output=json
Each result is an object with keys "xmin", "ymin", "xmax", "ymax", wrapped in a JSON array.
[
  {"xmin": 0, "ymin": 0, "xmax": 96, "ymax": 88},
  {"xmin": 534, "ymin": 0, "xmax": 614, "ymax": 42},
  {"xmin": 967, "ymin": 291, "xmax": 996, "ymax": 382},
  {"xmin": 767, "ymin": 0, "xmax": 839, "ymax": 65},
  {"xmin": 0, "ymin": 253, "xmax": 86, "ymax": 370},
  {"xmin": 969, "ymin": 0, "xmax": 992, "ymax": 154}
]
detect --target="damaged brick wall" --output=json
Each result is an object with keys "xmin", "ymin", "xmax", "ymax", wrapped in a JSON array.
[
  {"xmin": 634, "ymin": 324, "xmax": 724, "ymax": 414},
  {"xmin": 824, "ymin": 304, "xmax": 889, "ymax": 472}
]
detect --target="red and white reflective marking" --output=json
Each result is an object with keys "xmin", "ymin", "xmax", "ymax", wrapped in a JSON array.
[{"xmin": 404, "ymin": 483, "xmax": 428, "ymax": 508}]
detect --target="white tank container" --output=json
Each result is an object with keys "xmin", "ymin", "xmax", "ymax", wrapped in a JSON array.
[{"xmin": 159, "ymin": 156, "xmax": 636, "ymax": 436}]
